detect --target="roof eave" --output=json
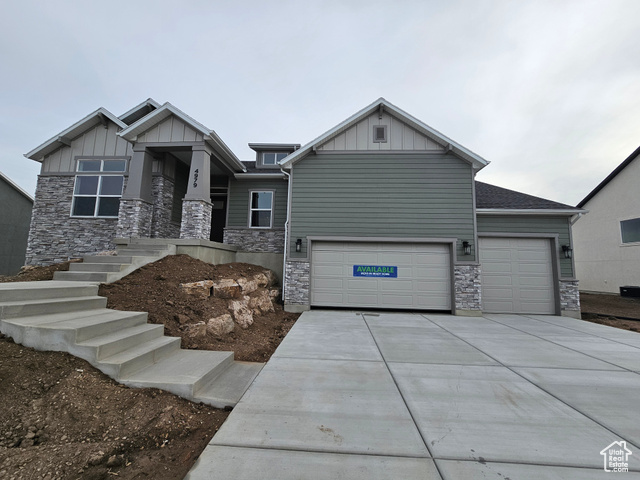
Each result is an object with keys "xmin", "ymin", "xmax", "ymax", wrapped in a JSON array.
[
  {"xmin": 476, "ymin": 208, "xmax": 587, "ymax": 216},
  {"xmin": 25, "ymin": 108, "xmax": 125, "ymax": 162}
]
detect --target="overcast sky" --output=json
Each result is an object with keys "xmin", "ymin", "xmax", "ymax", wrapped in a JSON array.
[{"xmin": 1, "ymin": 0, "xmax": 638, "ymax": 206}]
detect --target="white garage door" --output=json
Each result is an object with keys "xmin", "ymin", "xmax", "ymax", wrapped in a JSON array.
[
  {"xmin": 479, "ymin": 237, "xmax": 556, "ymax": 314},
  {"xmin": 310, "ymin": 242, "xmax": 451, "ymax": 310}
]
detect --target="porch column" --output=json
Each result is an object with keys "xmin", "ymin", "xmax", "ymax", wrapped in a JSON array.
[
  {"xmin": 180, "ymin": 145, "xmax": 213, "ymax": 239},
  {"xmin": 116, "ymin": 146, "xmax": 154, "ymax": 238}
]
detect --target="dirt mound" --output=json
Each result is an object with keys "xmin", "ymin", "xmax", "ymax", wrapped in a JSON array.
[
  {"xmin": 580, "ymin": 292, "xmax": 640, "ymax": 332},
  {"xmin": 0, "ymin": 334, "xmax": 229, "ymax": 480},
  {"xmin": 98, "ymin": 255, "xmax": 300, "ymax": 362},
  {"xmin": 0, "ymin": 260, "xmax": 79, "ymax": 283}
]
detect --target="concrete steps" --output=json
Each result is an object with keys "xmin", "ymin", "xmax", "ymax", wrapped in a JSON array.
[
  {"xmin": 52, "ymin": 240, "xmax": 177, "ymax": 283},
  {"xmin": 0, "ymin": 281, "xmax": 263, "ymax": 409}
]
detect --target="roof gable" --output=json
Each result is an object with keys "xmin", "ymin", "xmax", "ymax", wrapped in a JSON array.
[
  {"xmin": 118, "ymin": 98, "xmax": 161, "ymax": 125},
  {"xmin": 317, "ymin": 109, "xmax": 444, "ymax": 152},
  {"xmin": 577, "ymin": 145, "xmax": 640, "ymax": 208},
  {"xmin": 118, "ymin": 102, "xmax": 246, "ymax": 172},
  {"xmin": 25, "ymin": 108, "xmax": 126, "ymax": 161},
  {"xmin": 280, "ymin": 98, "xmax": 489, "ymax": 171},
  {"xmin": 0, "ymin": 171, "xmax": 34, "ymax": 202}
]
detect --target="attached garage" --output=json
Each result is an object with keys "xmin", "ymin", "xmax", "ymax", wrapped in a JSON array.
[
  {"xmin": 310, "ymin": 241, "xmax": 452, "ymax": 310},
  {"xmin": 479, "ymin": 237, "xmax": 557, "ymax": 314}
]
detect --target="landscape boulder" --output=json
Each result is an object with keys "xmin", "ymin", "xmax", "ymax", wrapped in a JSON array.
[
  {"xmin": 207, "ymin": 314, "xmax": 235, "ymax": 336},
  {"xmin": 179, "ymin": 280, "xmax": 214, "ymax": 298},
  {"xmin": 236, "ymin": 277, "xmax": 259, "ymax": 294},
  {"xmin": 229, "ymin": 297, "xmax": 254, "ymax": 329},
  {"xmin": 212, "ymin": 279, "xmax": 242, "ymax": 299},
  {"xmin": 248, "ymin": 291, "xmax": 275, "ymax": 315},
  {"xmin": 185, "ymin": 322, "xmax": 207, "ymax": 338}
]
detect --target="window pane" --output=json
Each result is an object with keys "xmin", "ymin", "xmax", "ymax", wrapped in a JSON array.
[
  {"xmin": 251, "ymin": 211, "xmax": 271, "ymax": 227},
  {"xmin": 263, "ymin": 153, "xmax": 276, "ymax": 165},
  {"xmin": 72, "ymin": 197, "xmax": 96, "ymax": 216},
  {"xmin": 251, "ymin": 191, "xmax": 272, "ymax": 209},
  {"xmin": 276, "ymin": 153, "xmax": 288, "ymax": 162},
  {"xmin": 621, "ymin": 218, "xmax": 640, "ymax": 243},
  {"xmin": 103, "ymin": 160, "xmax": 127, "ymax": 172},
  {"xmin": 100, "ymin": 176, "xmax": 124, "ymax": 195},
  {"xmin": 74, "ymin": 176, "xmax": 99, "ymax": 194},
  {"xmin": 77, "ymin": 160, "xmax": 101, "ymax": 172},
  {"xmin": 97, "ymin": 197, "xmax": 120, "ymax": 217}
]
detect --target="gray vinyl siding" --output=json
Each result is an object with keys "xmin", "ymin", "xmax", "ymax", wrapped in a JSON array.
[
  {"xmin": 289, "ymin": 153, "xmax": 475, "ymax": 259},
  {"xmin": 42, "ymin": 122, "xmax": 132, "ymax": 173},
  {"xmin": 227, "ymin": 178, "xmax": 288, "ymax": 228},
  {"xmin": 0, "ymin": 179, "xmax": 32, "ymax": 275},
  {"xmin": 477, "ymin": 215, "xmax": 573, "ymax": 278}
]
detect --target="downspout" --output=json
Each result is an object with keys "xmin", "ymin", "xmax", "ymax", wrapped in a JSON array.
[
  {"xmin": 570, "ymin": 212, "xmax": 584, "ymax": 226},
  {"xmin": 281, "ymin": 167, "xmax": 292, "ymax": 303}
]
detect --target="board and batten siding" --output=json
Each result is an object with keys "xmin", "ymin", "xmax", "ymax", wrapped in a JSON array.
[
  {"xmin": 227, "ymin": 178, "xmax": 288, "ymax": 228},
  {"xmin": 289, "ymin": 153, "xmax": 475, "ymax": 259},
  {"xmin": 317, "ymin": 111, "xmax": 444, "ymax": 152},
  {"xmin": 42, "ymin": 122, "xmax": 133, "ymax": 173},
  {"xmin": 135, "ymin": 116, "xmax": 204, "ymax": 144},
  {"xmin": 477, "ymin": 215, "xmax": 573, "ymax": 278}
]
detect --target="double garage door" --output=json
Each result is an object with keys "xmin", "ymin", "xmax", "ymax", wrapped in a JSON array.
[
  {"xmin": 479, "ymin": 237, "xmax": 556, "ymax": 314},
  {"xmin": 310, "ymin": 242, "xmax": 451, "ymax": 310}
]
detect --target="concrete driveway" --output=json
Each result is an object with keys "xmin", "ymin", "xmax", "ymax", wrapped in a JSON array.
[{"xmin": 187, "ymin": 311, "xmax": 640, "ymax": 479}]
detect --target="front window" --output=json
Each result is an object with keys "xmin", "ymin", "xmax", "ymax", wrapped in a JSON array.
[
  {"xmin": 249, "ymin": 191, "xmax": 273, "ymax": 228},
  {"xmin": 262, "ymin": 152, "xmax": 288, "ymax": 166},
  {"xmin": 621, "ymin": 218, "xmax": 640, "ymax": 244},
  {"xmin": 71, "ymin": 159, "xmax": 126, "ymax": 217}
]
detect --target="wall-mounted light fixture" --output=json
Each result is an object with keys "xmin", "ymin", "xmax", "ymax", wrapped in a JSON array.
[
  {"xmin": 296, "ymin": 238, "xmax": 302, "ymax": 253},
  {"xmin": 562, "ymin": 245, "xmax": 573, "ymax": 259},
  {"xmin": 462, "ymin": 241, "xmax": 471, "ymax": 256}
]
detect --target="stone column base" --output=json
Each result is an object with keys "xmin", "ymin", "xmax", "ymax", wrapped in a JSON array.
[
  {"xmin": 560, "ymin": 279, "xmax": 581, "ymax": 317},
  {"xmin": 454, "ymin": 264, "xmax": 482, "ymax": 315},
  {"xmin": 284, "ymin": 260, "xmax": 310, "ymax": 308},
  {"xmin": 180, "ymin": 199, "xmax": 213, "ymax": 240},
  {"xmin": 116, "ymin": 199, "xmax": 153, "ymax": 238}
]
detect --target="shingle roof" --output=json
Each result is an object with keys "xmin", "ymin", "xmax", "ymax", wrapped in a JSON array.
[{"xmin": 475, "ymin": 181, "xmax": 578, "ymax": 210}]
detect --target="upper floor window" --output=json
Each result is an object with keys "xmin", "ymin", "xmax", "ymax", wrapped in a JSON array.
[
  {"xmin": 71, "ymin": 159, "xmax": 126, "ymax": 218},
  {"xmin": 621, "ymin": 218, "xmax": 640, "ymax": 244},
  {"xmin": 261, "ymin": 152, "xmax": 288, "ymax": 166},
  {"xmin": 249, "ymin": 190, "xmax": 273, "ymax": 228}
]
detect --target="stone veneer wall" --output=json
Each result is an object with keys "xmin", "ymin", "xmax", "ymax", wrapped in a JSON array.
[
  {"xmin": 284, "ymin": 260, "xmax": 310, "ymax": 305},
  {"xmin": 151, "ymin": 175, "xmax": 180, "ymax": 238},
  {"xmin": 559, "ymin": 279, "xmax": 580, "ymax": 313},
  {"xmin": 180, "ymin": 200, "xmax": 212, "ymax": 239},
  {"xmin": 116, "ymin": 199, "xmax": 153, "ymax": 238},
  {"xmin": 223, "ymin": 228, "xmax": 285, "ymax": 253},
  {"xmin": 454, "ymin": 264, "xmax": 482, "ymax": 312},
  {"xmin": 25, "ymin": 176, "xmax": 118, "ymax": 265}
]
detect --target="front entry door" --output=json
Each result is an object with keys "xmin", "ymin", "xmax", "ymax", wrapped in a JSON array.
[{"xmin": 209, "ymin": 197, "xmax": 227, "ymax": 242}]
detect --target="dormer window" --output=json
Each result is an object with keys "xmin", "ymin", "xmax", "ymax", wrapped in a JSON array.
[{"xmin": 262, "ymin": 152, "xmax": 288, "ymax": 166}]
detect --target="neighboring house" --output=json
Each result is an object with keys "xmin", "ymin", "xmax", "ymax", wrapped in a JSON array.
[
  {"xmin": 573, "ymin": 146, "xmax": 640, "ymax": 293},
  {"xmin": 0, "ymin": 171, "xmax": 33, "ymax": 275},
  {"xmin": 24, "ymin": 98, "xmax": 584, "ymax": 317}
]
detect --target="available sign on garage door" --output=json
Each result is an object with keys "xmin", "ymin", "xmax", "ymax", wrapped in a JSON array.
[
  {"xmin": 479, "ymin": 237, "xmax": 556, "ymax": 314},
  {"xmin": 311, "ymin": 242, "xmax": 451, "ymax": 310}
]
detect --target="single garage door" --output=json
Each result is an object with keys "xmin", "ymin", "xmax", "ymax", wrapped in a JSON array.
[
  {"xmin": 479, "ymin": 237, "xmax": 556, "ymax": 314},
  {"xmin": 311, "ymin": 242, "xmax": 451, "ymax": 310}
]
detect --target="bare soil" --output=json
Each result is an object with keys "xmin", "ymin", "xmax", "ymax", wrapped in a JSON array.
[
  {"xmin": 0, "ymin": 256, "xmax": 300, "ymax": 479},
  {"xmin": 580, "ymin": 292, "xmax": 640, "ymax": 333}
]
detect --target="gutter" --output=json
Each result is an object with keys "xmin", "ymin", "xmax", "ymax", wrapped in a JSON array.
[{"xmin": 477, "ymin": 208, "xmax": 588, "ymax": 216}]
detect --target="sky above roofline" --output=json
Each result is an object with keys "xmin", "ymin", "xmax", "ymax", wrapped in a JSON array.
[{"xmin": 1, "ymin": 0, "xmax": 638, "ymax": 207}]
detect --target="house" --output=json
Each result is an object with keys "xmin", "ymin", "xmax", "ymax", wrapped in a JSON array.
[
  {"xmin": 0, "ymin": 171, "xmax": 33, "ymax": 275},
  {"xmin": 573, "ymin": 146, "xmax": 640, "ymax": 294},
  {"xmin": 24, "ymin": 98, "xmax": 584, "ymax": 317}
]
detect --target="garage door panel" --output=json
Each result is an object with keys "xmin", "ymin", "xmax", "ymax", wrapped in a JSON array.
[
  {"xmin": 480, "ymin": 237, "xmax": 555, "ymax": 315},
  {"xmin": 311, "ymin": 241, "xmax": 451, "ymax": 310}
]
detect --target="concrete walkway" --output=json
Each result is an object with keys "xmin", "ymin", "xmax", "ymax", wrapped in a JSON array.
[{"xmin": 187, "ymin": 311, "xmax": 640, "ymax": 479}]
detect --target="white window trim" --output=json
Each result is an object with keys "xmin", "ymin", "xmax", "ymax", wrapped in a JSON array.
[
  {"xmin": 71, "ymin": 159, "xmax": 126, "ymax": 218},
  {"xmin": 248, "ymin": 190, "xmax": 274, "ymax": 229},
  {"xmin": 261, "ymin": 152, "xmax": 288, "ymax": 167}
]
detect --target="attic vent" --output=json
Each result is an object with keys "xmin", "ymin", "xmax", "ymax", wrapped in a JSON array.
[{"xmin": 373, "ymin": 125, "xmax": 387, "ymax": 143}]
